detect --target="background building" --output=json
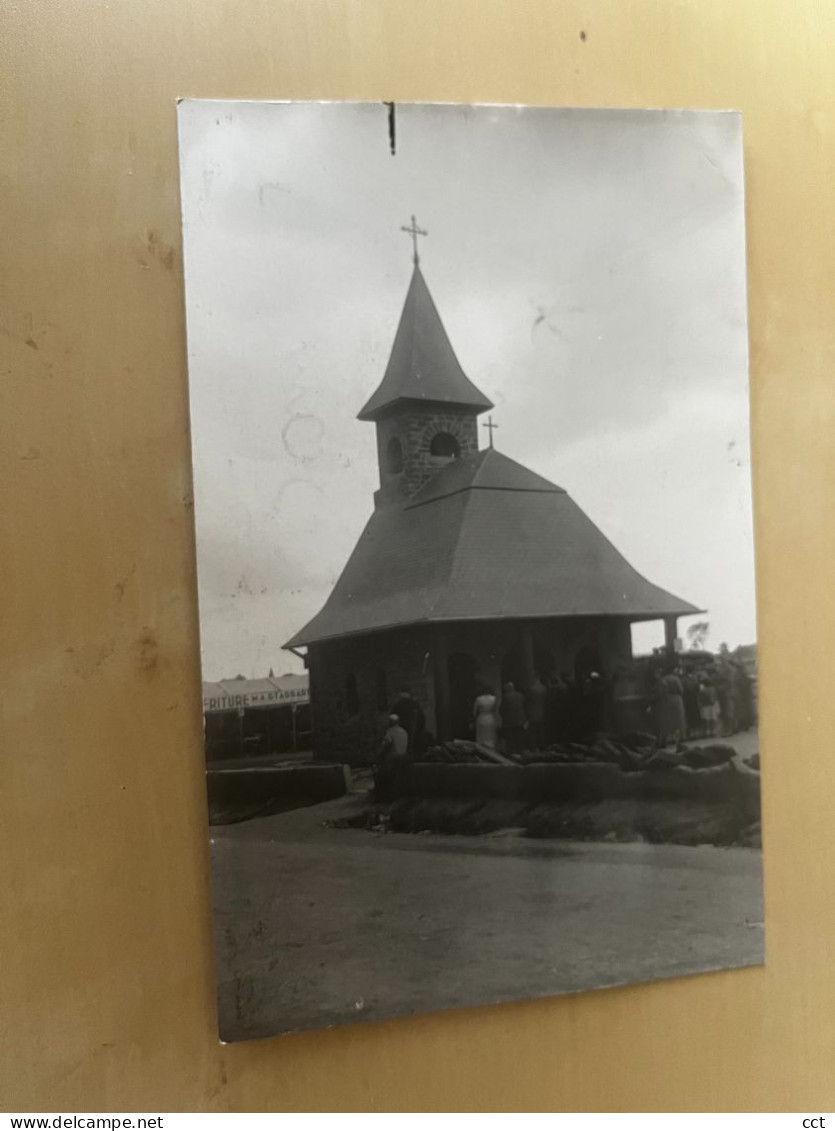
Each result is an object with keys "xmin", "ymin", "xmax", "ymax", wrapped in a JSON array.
[{"xmin": 202, "ymin": 673, "xmax": 311, "ymax": 761}]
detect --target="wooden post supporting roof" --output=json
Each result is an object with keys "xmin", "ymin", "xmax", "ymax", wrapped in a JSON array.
[
  {"xmin": 664, "ymin": 616, "xmax": 678, "ymax": 654},
  {"xmin": 433, "ymin": 628, "xmax": 450, "ymax": 743}
]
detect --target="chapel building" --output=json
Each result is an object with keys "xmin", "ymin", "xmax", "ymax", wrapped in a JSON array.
[{"xmin": 285, "ymin": 243, "xmax": 700, "ymax": 762}]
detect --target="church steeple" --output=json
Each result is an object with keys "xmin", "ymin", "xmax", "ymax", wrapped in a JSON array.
[
  {"xmin": 359, "ymin": 227, "xmax": 494, "ymax": 506},
  {"xmin": 357, "ymin": 260, "xmax": 494, "ymax": 423}
]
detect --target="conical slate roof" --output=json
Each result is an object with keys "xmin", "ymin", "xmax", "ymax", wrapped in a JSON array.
[
  {"xmin": 285, "ymin": 449, "xmax": 701, "ymax": 647},
  {"xmin": 357, "ymin": 263, "xmax": 494, "ymax": 421}
]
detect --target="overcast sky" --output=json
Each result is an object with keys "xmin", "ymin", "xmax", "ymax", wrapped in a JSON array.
[{"xmin": 178, "ymin": 101, "xmax": 755, "ymax": 681}]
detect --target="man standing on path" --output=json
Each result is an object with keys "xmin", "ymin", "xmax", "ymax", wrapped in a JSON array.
[{"xmin": 375, "ymin": 714, "xmax": 410, "ymax": 801}]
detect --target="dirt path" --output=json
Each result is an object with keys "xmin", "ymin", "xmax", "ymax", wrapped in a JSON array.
[{"xmin": 211, "ymin": 801, "xmax": 764, "ymax": 1040}]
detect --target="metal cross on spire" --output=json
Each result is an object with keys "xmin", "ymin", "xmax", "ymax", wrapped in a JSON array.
[
  {"xmin": 401, "ymin": 214, "xmax": 428, "ymax": 265},
  {"xmin": 483, "ymin": 415, "xmax": 498, "ymax": 449}
]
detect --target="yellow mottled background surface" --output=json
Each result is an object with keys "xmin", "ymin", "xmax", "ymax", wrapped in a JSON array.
[{"xmin": 2, "ymin": 0, "xmax": 834, "ymax": 1112}]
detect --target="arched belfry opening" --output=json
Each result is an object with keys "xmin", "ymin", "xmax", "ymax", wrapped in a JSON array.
[{"xmin": 429, "ymin": 432, "xmax": 461, "ymax": 461}]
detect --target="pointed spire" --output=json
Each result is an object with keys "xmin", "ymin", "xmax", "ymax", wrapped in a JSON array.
[{"xmin": 358, "ymin": 260, "xmax": 494, "ymax": 422}]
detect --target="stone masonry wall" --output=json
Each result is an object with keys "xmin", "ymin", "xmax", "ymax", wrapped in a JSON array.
[
  {"xmin": 308, "ymin": 629, "xmax": 435, "ymax": 764},
  {"xmin": 374, "ymin": 404, "xmax": 480, "ymax": 504}
]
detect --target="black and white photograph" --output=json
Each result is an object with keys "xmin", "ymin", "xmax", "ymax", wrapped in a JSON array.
[{"xmin": 178, "ymin": 100, "xmax": 763, "ymax": 1042}]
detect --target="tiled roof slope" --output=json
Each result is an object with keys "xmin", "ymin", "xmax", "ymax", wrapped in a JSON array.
[
  {"xmin": 357, "ymin": 264, "xmax": 494, "ymax": 421},
  {"xmin": 285, "ymin": 450, "xmax": 700, "ymax": 647}
]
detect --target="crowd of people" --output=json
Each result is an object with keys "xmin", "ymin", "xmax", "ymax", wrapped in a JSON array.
[
  {"xmin": 376, "ymin": 674, "xmax": 609, "ymax": 769},
  {"xmin": 470, "ymin": 674, "xmax": 609, "ymax": 753},
  {"xmin": 650, "ymin": 656, "xmax": 755, "ymax": 748},
  {"xmin": 376, "ymin": 653, "xmax": 756, "ymax": 773}
]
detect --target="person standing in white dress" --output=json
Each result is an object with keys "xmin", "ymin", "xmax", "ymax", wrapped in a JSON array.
[{"xmin": 473, "ymin": 688, "xmax": 499, "ymax": 749}]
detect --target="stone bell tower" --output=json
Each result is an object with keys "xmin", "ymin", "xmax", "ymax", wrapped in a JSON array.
[{"xmin": 356, "ymin": 217, "xmax": 494, "ymax": 506}]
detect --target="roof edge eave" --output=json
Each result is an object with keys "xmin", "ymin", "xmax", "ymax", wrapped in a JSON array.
[
  {"xmin": 283, "ymin": 605, "xmax": 706, "ymax": 648},
  {"xmin": 357, "ymin": 392, "xmax": 495, "ymax": 423}
]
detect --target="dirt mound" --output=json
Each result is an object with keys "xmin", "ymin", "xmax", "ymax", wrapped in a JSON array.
[{"xmin": 377, "ymin": 794, "xmax": 758, "ymax": 847}]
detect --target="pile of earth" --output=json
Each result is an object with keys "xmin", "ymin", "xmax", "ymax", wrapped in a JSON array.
[
  {"xmin": 332, "ymin": 793, "xmax": 761, "ymax": 847},
  {"xmin": 330, "ymin": 736, "xmax": 760, "ymax": 847},
  {"xmin": 419, "ymin": 735, "xmax": 742, "ymax": 774}
]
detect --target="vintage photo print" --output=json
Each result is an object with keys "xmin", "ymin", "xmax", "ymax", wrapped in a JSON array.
[{"xmin": 178, "ymin": 101, "xmax": 762, "ymax": 1041}]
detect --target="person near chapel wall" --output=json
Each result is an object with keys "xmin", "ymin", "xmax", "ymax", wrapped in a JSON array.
[
  {"xmin": 698, "ymin": 675, "xmax": 721, "ymax": 738},
  {"xmin": 391, "ymin": 685, "xmax": 426, "ymax": 755},
  {"xmin": 654, "ymin": 664, "xmax": 687, "ymax": 748},
  {"xmin": 374, "ymin": 713, "xmax": 410, "ymax": 802},
  {"xmin": 472, "ymin": 683, "xmax": 499, "ymax": 749},
  {"xmin": 500, "ymin": 681, "xmax": 527, "ymax": 755},
  {"xmin": 580, "ymin": 670, "xmax": 606, "ymax": 736},
  {"xmin": 714, "ymin": 662, "xmax": 733, "ymax": 736},
  {"xmin": 526, "ymin": 675, "xmax": 547, "ymax": 751},
  {"xmin": 682, "ymin": 666, "xmax": 703, "ymax": 739},
  {"xmin": 545, "ymin": 672, "xmax": 571, "ymax": 743}
]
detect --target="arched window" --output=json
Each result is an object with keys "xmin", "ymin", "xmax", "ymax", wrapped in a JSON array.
[
  {"xmin": 345, "ymin": 672, "xmax": 360, "ymax": 716},
  {"xmin": 429, "ymin": 432, "xmax": 461, "ymax": 459},
  {"xmin": 385, "ymin": 437, "xmax": 404, "ymax": 475}
]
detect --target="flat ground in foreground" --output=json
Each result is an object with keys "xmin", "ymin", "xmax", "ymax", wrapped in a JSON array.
[{"xmin": 211, "ymin": 786, "xmax": 764, "ymax": 1041}]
